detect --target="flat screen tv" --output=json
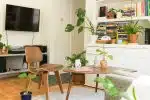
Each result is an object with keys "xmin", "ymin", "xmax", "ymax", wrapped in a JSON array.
[{"xmin": 5, "ymin": 4, "xmax": 40, "ymax": 32}]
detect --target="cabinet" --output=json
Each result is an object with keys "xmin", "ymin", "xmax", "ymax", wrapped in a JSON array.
[{"xmin": 85, "ymin": 44, "xmax": 150, "ymax": 87}]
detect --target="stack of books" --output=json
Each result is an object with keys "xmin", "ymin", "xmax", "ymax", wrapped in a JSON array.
[{"xmin": 136, "ymin": 0, "xmax": 150, "ymax": 16}]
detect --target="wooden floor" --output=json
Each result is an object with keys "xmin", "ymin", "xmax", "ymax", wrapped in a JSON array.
[{"xmin": 0, "ymin": 77, "xmax": 69, "ymax": 100}]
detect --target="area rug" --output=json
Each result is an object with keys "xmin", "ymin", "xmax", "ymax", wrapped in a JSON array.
[{"xmin": 33, "ymin": 87, "xmax": 105, "ymax": 100}]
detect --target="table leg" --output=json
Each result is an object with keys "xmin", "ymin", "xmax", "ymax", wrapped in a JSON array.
[
  {"xmin": 95, "ymin": 74, "xmax": 99, "ymax": 93},
  {"xmin": 66, "ymin": 73, "xmax": 73, "ymax": 100}
]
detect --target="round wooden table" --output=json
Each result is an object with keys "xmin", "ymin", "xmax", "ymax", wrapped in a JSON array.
[{"xmin": 63, "ymin": 65, "xmax": 137, "ymax": 100}]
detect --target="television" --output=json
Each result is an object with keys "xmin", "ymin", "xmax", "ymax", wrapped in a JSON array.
[{"xmin": 5, "ymin": 4, "xmax": 40, "ymax": 32}]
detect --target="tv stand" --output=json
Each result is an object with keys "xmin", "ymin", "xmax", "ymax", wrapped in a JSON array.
[{"xmin": 0, "ymin": 45, "xmax": 47, "ymax": 77}]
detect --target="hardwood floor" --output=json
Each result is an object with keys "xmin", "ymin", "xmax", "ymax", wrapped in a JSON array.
[{"xmin": 0, "ymin": 77, "xmax": 69, "ymax": 100}]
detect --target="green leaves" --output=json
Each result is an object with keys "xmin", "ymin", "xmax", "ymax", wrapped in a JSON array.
[
  {"xmin": 95, "ymin": 77, "xmax": 119, "ymax": 97},
  {"xmin": 76, "ymin": 8, "xmax": 85, "ymax": 18},
  {"xmin": 96, "ymin": 49, "xmax": 113, "ymax": 60},
  {"xmin": 77, "ymin": 18, "xmax": 84, "ymax": 26},
  {"xmin": 65, "ymin": 24, "xmax": 75, "ymax": 32},
  {"xmin": 123, "ymin": 21, "xmax": 144, "ymax": 34},
  {"xmin": 18, "ymin": 72, "xmax": 36, "ymax": 79},
  {"xmin": 78, "ymin": 26, "xmax": 84, "ymax": 33},
  {"xmin": 132, "ymin": 87, "xmax": 137, "ymax": 100}
]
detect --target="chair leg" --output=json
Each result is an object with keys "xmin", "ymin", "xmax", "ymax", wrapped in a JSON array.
[
  {"xmin": 55, "ymin": 71, "xmax": 64, "ymax": 93},
  {"xmin": 38, "ymin": 72, "xmax": 44, "ymax": 89},
  {"xmin": 43, "ymin": 72, "xmax": 49, "ymax": 100},
  {"xmin": 95, "ymin": 74, "xmax": 99, "ymax": 93}
]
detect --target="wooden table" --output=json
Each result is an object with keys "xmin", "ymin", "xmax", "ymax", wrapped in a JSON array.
[{"xmin": 63, "ymin": 65, "xmax": 137, "ymax": 100}]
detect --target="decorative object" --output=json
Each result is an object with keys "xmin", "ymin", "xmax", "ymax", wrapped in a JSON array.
[
  {"xmin": 65, "ymin": 8, "xmax": 98, "ymax": 44},
  {"xmin": 106, "ymin": 8, "xmax": 117, "ymax": 19},
  {"xmin": 18, "ymin": 72, "xmax": 36, "ymax": 100},
  {"xmin": 123, "ymin": 21, "xmax": 143, "ymax": 43},
  {"xmin": 96, "ymin": 44, "xmax": 113, "ymax": 69},
  {"xmin": 99, "ymin": 6, "xmax": 107, "ymax": 17},
  {"xmin": 75, "ymin": 59, "xmax": 81, "ymax": 69}
]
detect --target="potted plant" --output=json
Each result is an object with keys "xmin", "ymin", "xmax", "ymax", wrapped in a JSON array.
[
  {"xmin": 123, "ymin": 21, "xmax": 143, "ymax": 43},
  {"xmin": 2, "ymin": 44, "xmax": 11, "ymax": 54},
  {"xmin": 18, "ymin": 72, "xmax": 36, "ymax": 100},
  {"xmin": 95, "ymin": 77, "xmax": 137, "ymax": 100},
  {"xmin": 65, "ymin": 51, "xmax": 88, "ymax": 68},
  {"xmin": 65, "ymin": 51, "xmax": 88, "ymax": 84},
  {"xmin": 96, "ymin": 45, "xmax": 113, "ymax": 69},
  {"xmin": 65, "ymin": 8, "xmax": 98, "ymax": 44}
]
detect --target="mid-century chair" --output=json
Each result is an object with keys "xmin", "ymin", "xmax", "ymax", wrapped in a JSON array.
[{"xmin": 25, "ymin": 46, "xmax": 64, "ymax": 100}]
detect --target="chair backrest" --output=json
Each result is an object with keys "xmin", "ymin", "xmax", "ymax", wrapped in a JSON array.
[
  {"xmin": 25, "ymin": 46, "xmax": 43, "ymax": 64},
  {"xmin": 25, "ymin": 46, "xmax": 43, "ymax": 73}
]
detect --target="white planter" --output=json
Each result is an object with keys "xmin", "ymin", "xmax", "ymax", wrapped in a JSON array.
[
  {"xmin": 117, "ymin": 12, "xmax": 122, "ymax": 18},
  {"xmin": 89, "ymin": 35, "xmax": 98, "ymax": 44}
]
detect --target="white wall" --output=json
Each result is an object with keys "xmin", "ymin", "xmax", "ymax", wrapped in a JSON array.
[
  {"xmin": 71, "ymin": 0, "xmax": 85, "ymax": 54},
  {"xmin": 0, "ymin": 0, "xmax": 46, "ymax": 46},
  {"xmin": 42, "ymin": 0, "xmax": 72, "ymax": 64},
  {"xmin": 0, "ymin": 0, "xmax": 84, "ymax": 65}
]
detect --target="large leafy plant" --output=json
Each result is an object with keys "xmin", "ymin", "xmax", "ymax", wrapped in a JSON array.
[
  {"xmin": 95, "ymin": 77, "xmax": 137, "ymax": 100},
  {"xmin": 123, "ymin": 21, "xmax": 143, "ymax": 35},
  {"xmin": 65, "ymin": 51, "xmax": 88, "ymax": 67},
  {"xmin": 65, "ymin": 8, "xmax": 96, "ymax": 35}
]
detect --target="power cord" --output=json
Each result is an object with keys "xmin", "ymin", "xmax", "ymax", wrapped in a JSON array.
[{"xmin": 32, "ymin": 32, "xmax": 35, "ymax": 45}]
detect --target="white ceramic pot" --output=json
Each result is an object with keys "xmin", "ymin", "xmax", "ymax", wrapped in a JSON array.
[
  {"xmin": 89, "ymin": 35, "xmax": 98, "ymax": 44},
  {"xmin": 117, "ymin": 12, "xmax": 122, "ymax": 18}
]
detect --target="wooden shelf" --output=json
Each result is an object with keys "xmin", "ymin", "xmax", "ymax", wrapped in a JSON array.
[
  {"xmin": 97, "ymin": 16, "xmax": 150, "ymax": 23},
  {"xmin": 96, "ymin": 0, "xmax": 139, "ymax": 4}
]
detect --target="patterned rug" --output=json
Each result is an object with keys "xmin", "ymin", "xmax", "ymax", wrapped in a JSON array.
[{"xmin": 33, "ymin": 87, "xmax": 105, "ymax": 100}]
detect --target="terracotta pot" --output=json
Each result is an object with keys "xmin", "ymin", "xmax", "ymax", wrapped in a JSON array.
[
  {"xmin": 129, "ymin": 34, "xmax": 137, "ymax": 43},
  {"xmin": 0, "ymin": 49, "xmax": 2, "ymax": 55},
  {"xmin": 111, "ymin": 39, "xmax": 116, "ymax": 44},
  {"xmin": 2, "ymin": 47, "xmax": 8, "ymax": 54},
  {"xmin": 100, "ymin": 60, "xmax": 107, "ymax": 68}
]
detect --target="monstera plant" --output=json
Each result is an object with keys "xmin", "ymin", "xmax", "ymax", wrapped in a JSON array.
[{"xmin": 65, "ymin": 8, "xmax": 98, "ymax": 44}]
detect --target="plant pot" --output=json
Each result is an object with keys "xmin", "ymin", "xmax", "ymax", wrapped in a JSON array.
[
  {"xmin": 89, "ymin": 35, "xmax": 98, "ymax": 44},
  {"xmin": 20, "ymin": 91, "xmax": 32, "ymax": 100},
  {"xmin": 111, "ymin": 39, "xmax": 116, "ymax": 44},
  {"xmin": 129, "ymin": 34, "xmax": 137, "ymax": 43},
  {"xmin": 117, "ymin": 12, "xmax": 122, "ymax": 18},
  {"xmin": 2, "ymin": 47, "xmax": 8, "ymax": 54},
  {"xmin": 100, "ymin": 60, "xmax": 107, "ymax": 69},
  {"xmin": 0, "ymin": 49, "xmax": 2, "ymax": 55}
]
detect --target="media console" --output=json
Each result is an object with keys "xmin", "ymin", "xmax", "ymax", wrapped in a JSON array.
[{"xmin": 0, "ymin": 45, "xmax": 47, "ymax": 76}]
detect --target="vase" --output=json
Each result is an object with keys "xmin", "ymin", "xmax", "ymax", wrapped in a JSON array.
[
  {"xmin": 89, "ymin": 35, "xmax": 98, "ymax": 44},
  {"xmin": 129, "ymin": 34, "xmax": 137, "ymax": 43},
  {"xmin": 100, "ymin": 59, "xmax": 107, "ymax": 68}
]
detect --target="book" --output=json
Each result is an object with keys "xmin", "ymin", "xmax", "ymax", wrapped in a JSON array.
[
  {"xmin": 99, "ymin": 6, "xmax": 107, "ymax": 17},
  {"xmin": 148, "ymin": 0, "xmax": 150, "ymax": 16},
  {"xmin": 136, "ymin": 1, "xmax": 142, "ymax": 16},
  {"xmin": 141, "ymin": 0, "xmax": 145, "ymax": 16},
  {"xmin": 145, "ymin": 0, "xmax": 148, "ymax": 16}
]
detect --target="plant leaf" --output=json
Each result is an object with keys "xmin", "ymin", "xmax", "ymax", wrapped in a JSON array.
[
  {"xmin": 65, "ymin": 24, "xmax": 74, "ymax": 32},
  {"xmin": 76, "ymin": 8, "xmax": 85, "ymax": 18},
  {"xmin": 78, "ymin": 26, "xmax": 84, "ymax": 33},
  {"xmin": 77, "ymin": 18, "xmax": 84, "ymax": 26}
]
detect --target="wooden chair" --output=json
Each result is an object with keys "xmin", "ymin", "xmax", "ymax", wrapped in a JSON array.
[{"xmin": 25, "ymin": 46, "xmax": 64, "ymax": 100}]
